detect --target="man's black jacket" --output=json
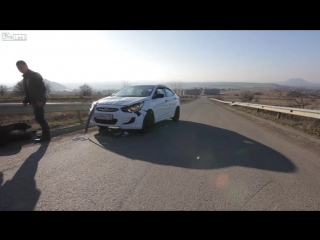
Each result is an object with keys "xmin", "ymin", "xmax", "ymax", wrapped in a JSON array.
[{"xmin": 22, "ymin": 69, "xmax": 47, "ymax": 104}]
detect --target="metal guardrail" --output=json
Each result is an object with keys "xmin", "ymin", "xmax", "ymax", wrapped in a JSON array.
[
  {"xmin": 0, "ymin": 102, "xmax": 92, "ymax": 115},
  {"xmin": 2, "ymin": 100, "xmax": 320, "ymax": 120},
  {"xmin": 210, "ymin": 98, "xmax": 320, "ymax": 119}
]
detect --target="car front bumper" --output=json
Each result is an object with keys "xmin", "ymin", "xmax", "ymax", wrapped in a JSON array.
[{"xmin": 89, "ymin": 108, "xmax": 147, "ymax": 129}]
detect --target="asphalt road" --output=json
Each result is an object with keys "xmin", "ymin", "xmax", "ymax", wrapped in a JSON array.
[{"xmin": 1, "ymin": 96, "xmax": 320, "ymax": 210}]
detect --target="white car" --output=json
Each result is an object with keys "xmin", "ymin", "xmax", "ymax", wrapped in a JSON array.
[{"xmin": 88, "ymin": 84, "xmax": 180, "ymax": 132}]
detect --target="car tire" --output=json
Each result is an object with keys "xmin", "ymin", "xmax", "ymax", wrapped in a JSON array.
[
  {"xmin": 172, "ymin": 107, "xmax": 180, "ymax": 122},
  {"xmin": 141, "ymin": 111, "xmax": 154, "ymax": 133}
]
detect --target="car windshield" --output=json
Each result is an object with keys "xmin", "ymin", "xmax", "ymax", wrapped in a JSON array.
[{"xmin": 114, "ymin": 85, "xmax": 155, "ymax": 97}]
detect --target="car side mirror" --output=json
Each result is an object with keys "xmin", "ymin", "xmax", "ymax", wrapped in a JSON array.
[{"xmin": 155, "ymin": 93, "xmax": 164, "ymax": 98}]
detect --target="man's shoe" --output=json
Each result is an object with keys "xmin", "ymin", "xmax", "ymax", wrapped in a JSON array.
[
  {"xmin": 34, "ymin": 135, "xmax": 51, "ymax": 143},
  {"xmin": 36, "ymin": 131, "xmax": 50, "ymax": 138}
]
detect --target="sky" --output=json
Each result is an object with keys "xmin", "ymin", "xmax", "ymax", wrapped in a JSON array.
[{"xmin": 1, "ymin": 30, "xmax": 320, "ymax": 88}]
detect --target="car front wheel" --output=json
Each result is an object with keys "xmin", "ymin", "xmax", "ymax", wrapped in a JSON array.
[
  {"xmin": 172, "ymin": 107, "xmax": 180, "ymax": 122},
  {"xmin": 141, "ymin": 111, "xmax": 154, "ymax": 133}
]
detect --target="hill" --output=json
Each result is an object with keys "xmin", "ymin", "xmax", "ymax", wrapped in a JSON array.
[
  {"xmin": 43, "ymin": 79, "xmax": 71, "ymax": 91},
  {"xmin": 277, "ymin": 78, "xmax": 320, "ymax": 89},
  {"xmin": 13, "ymin": 79, "xmax": 319, "ymax": 92},
  {"xmin": 163, "ymin": 82, "xmax": 290, "ymax": 90},
  {"xmin": 61, "ymin": 81, "xmax": 292, "ymax": 91}
]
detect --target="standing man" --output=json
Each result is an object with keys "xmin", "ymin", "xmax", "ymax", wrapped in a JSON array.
[{"xmin": 16, "ymin": 60, "xmax": 51, "ymax": 143}]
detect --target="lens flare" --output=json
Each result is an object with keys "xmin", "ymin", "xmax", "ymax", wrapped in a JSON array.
[{"xmin": 215, "ymin": 173, "xmax": 229, "ymax": 187}]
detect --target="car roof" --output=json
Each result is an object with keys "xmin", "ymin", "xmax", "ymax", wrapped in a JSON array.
[
  {"xmin": 127, "ymin": 84, "xmax": 157, "ymax": 87},
  {"xmin": 128, "ymin": 84, "xmax": 171, "ymax": 88}
]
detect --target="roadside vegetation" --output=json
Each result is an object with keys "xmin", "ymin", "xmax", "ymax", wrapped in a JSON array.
[
  {"xmin": 2, "ymin": 79, "xmax": 319, "ymax": 138},
  {"xmin": 208, "ymin": 89, "xmax": 320, "ymax": 138},
  {"xmin": 0, "ymin": 91, "xmax": 199, "ymax": 132}
]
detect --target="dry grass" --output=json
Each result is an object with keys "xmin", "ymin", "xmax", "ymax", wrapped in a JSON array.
[
  {"xmin": 0, "ymin": 94, "xmax": 103, "ymax": 132},
  {"xmin": 3, "ymin": 90, "xmax": 318, "ymax": 138},
  {"xmin": 231, "ymin": 106, "xmax": 320, "ymax": 137},
  {"xmin": 217, "ymin": 89, "xmax": 320, "ymax": 110},
  {"xmin": 0, "ymin": 94, "xmax": 99, "ymax": 104},
  {"xmin": 0, "ymin": 111, "xmax": 89, "ymax": 132},
  {"xmin": 209, "ymin": 89, "xmax": 320, "ymax": 138}
]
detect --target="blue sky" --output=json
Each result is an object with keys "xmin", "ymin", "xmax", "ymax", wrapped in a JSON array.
[{"xmin": 1, "ymin": 30, "xmax": 320, "ymax": 87}]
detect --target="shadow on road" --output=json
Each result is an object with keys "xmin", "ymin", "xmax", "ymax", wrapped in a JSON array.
[
  {"xmin": 92, "ymin": 120, "xmax": 296, "ymax": 173},
  {"xmin": 0, "ymin": 132, "xmax": 44, "ymax": 156},
  {"xmin": 0, "ymin": 142, "xmax": 49, "ymax": 211},
  {"xmin": 0, "ymin": 125, "xmax": 97, "ymax": 156},
  {"xmin": 0, "ymin": 144, "xmax": 22, "ymax": 156}
]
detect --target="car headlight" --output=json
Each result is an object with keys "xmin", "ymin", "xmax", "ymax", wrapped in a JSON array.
[{"xmin": 121, "ymin": 102, "xmax": 144, "ymax": 113}]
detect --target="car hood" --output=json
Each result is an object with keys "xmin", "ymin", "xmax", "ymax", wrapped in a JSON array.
[{"xmin": 96, "ymin": 96, "xmax": 149, "ymax": 106}]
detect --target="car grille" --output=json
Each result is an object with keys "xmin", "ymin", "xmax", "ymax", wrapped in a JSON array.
[
  {"xmin": 94, "ymin": 118, "xmax": 118, "ymax": 125},
  {"xmin": 96, "ymin": 107, "xmax": 119, "ymax": 112}
]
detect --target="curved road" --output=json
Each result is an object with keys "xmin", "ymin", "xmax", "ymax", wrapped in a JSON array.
[{"xmin": 1, "ymin": 96, "xmax": 320, "ymax": 210}]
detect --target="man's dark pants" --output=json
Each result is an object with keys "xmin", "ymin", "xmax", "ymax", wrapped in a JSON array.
[{"xmin": 31, "ymin": 101, "xmax": 50, "ymax": 136}]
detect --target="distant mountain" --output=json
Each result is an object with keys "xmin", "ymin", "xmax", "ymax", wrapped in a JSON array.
[
  {"xmin": 277, "ymin": 78, "xmax": 320, "ymax": 89},
  {"xmin": 43, "ymin": 79, "xmax": 72, "ymax": 91},
  {"xmin": 40, "ymin": 80, "xmax": 320, "ymax": 92},
  {"xmin": 64, "ymin": 81, "xmax": 291, "ymax": 91},
  {"xmin": 59, "ymin": 81, "xmax": 290, "ymax": 91},
  {"xmin": 63, "ymin": 82, "xmax": 123, "ymax": 90},
  {"xmin": 4, "ymin": 79, "xmax": 72, "ymax": 91},
  {"xmin": 163, "ymin": 81, "xmax": 290, "ymax": 90}
]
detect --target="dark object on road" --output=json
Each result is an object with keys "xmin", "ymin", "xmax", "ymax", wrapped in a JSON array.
[
  {"xmin": 122, "ymin": 132, "xmax": 130, "ymax": 137},
  {"xmin": 72, "ymin": 136, "xmax": 88, "ymax": 141},
  {"xmin": 113, "ymin": 132, "xmax": 122, "ymax": 138},
  {"xmin": 0, "ymin": 122, "xmax": 34, "ymax": 147},
  {"xmin": 85, "ymin": 101, "xmax": 99, "ymax": 133}
]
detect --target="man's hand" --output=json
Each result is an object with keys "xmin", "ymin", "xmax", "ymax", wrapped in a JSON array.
[
  {"xmin": 36, "ymin": 101, "xmax": 43, "ymax": 107},
  {"xmin": 23, "ymin": 102, "xmax": 27, "ymax": 107}
]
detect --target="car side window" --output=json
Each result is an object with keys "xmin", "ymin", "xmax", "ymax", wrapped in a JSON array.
[
  {"xmin": 153, "ymin": 88, "xmax": 165, "ymax": 98},
  {"xmin": 165, "ymin": 88, "xmax": 175, "ymax": 97}
]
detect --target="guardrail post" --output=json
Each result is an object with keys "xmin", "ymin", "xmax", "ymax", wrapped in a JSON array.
[
  {"xmin": 77, "ymin": 110, "xmax": 83, "ymax": 123},
  {"xmin": 257, "ymin": 109, "xmax": 260, "ymax": 113},
  {"xmin": 277, "ymin": 112, "xmax": 281, "ymax": 119}
]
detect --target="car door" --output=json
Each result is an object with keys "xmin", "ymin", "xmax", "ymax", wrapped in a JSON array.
[
  {"xmin": 164, "ymin": 87, "xmax": 178, "ymax": 117},
  {"xmin": 151, "ymin": 87, "xmax": 167, "ymax": 121}
]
